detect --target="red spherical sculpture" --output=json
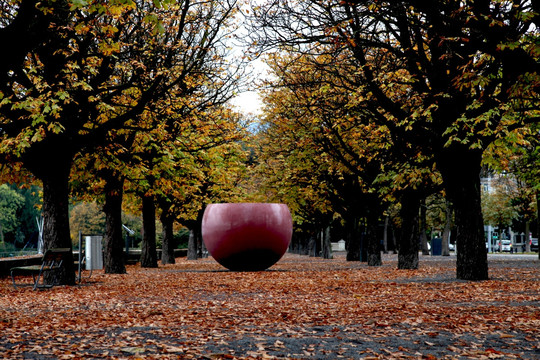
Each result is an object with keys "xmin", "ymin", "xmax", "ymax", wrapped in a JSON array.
[{"xmin": 202, "ymin": 203, "xmax": 293, "ymax": 271}]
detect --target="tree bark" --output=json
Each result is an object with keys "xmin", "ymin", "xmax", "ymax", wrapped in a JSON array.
[
  {"xmin": 397, "ymin": 192, "xmax": 419, "ymax": 270},
  {"xmin": 321, "ymin": 226, "xmax": 333, "ymax": 259},
  {"xmin": 187, "ymin": 228, "xmax": 198, "ymax": 260},
  {"xmin": 391, "ymin": 227, "xmax": 398, "ymax": 254},
  {"xmin": 300, "ymin": 232, "xmax": 309, "ymax": 255},
  {"xmin": 160, "ymin": 205, "xmax": 175, "ymax": 265},
  {"xmin": 308, "ymin": 233, "xmax": 317, "ymax": 257},
  {"xmin": 199, "ymin": 229, "xmax": 208, "ymax": 258},
  {"xmin": 292, "ymin": 231, "xmax": 310, "ymax": 255},
  {"xmin": 346, "ymin": 216, "xmax": 363, "ymax": 261},
  {"xmin": 524, "ymin": 221, "xmax": 530, "ymax": 253},
  {"xmin": 441, "ymin": 201, "xmax": 452, "ymax": 256},
  {"xmin": 103, "ymin": 173, "xmax": 126, "ymax": 274},
  {"xmin": 366, "ymin": 211, "xmax": 382, "ymax": 266},
  {"xmin": 140, "ymin": 194, "xmax": 158, "ymax": 268},
  {"xmin": 419, "ymin": 198, "xmax": 430, "ymax": 255},
  {"xmin": 41, "ymin": 172, "xmax": 76, "ymax": 286},
  {"xmin": 161, "ymin": 216, "xmax": 176, "ymax": 265},
  {"xmin": 194, "ymin": 207, "xmax": 207, "ymax": 258},
  {"xmin": 26, "ymin": 141, "xmax": 75, "ymax": 286},
  {"xmin": 438, "ymin": 147, "xmax": 488, "ymax": 280},
  {"xmin": 382, "ymin": 216, "xmax": 389, "ymax": 253},
  {"xmin": 289, "ymin": 232, "xmax": 299, "ymax": 254}
]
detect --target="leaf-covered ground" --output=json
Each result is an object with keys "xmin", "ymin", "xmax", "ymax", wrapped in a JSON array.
[{"xmin": 1, "ymin": 253, "xmax": 538, "ymax": 359}]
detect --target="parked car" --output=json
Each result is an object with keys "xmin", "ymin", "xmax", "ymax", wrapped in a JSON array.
[
  {"xmin": 499, "ymin": 239, "xmax": 512, "ymax": 252},
  {"xmin": 531, "ymin": 238, "xmax": 538, "ymax": 252}
]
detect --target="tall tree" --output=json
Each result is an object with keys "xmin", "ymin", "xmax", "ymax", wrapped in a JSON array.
[
  {"xmin": 256, "ymin": 49, "xmax": 439, "ymax": 267},
  {"xmin": 102, "ymin": 170, "xmax": 127, "ymax": 273},
  {"xmin": 396, "ymin": 190, "xmax": 420, "ymax": 269},
  {"xmin": 71, "ymin": 139, "xmax": 133, "ymax": 274},
  {"xmin": 121, "ymin": 0, "xmax": 246, "ymax": 267},
  {"xmin": 250, "ymin": 0, "xmax": 539, "ymax": 279},
  {"xmin": 140, "ymin": 192, "xmax": 157, "ymax": 267},
  {"xmin": 0, "ymin": 0, "xmax": 244, "ymax": 281}
]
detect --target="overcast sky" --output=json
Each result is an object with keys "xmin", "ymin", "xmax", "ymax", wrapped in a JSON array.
[
  {"xmin": 231, "ymin": 90, "xmax": 263, "ymax": 115},
  {"xmin": 229, "ymin": 55, "xmax": 268, "ymax": 115}
]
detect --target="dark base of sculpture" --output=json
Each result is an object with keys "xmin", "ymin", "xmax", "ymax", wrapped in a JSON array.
[{"xmin": 217, "ymin": 249, "xmax": 282, "ymax": 271}]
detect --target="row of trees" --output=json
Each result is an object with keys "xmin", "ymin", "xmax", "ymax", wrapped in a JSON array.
[
  {"xmin": 0, "ymin": 1, "xmax": 538, "ymax": 284},
  {"xmin": 0, "ymin": 0, "xmax": 253, "ymax": 284},
  {"xmin": 247, "ymin": 0, "xmax": 539, "ymax": 279}
]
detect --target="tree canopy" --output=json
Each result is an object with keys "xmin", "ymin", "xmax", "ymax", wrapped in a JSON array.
[
  {"xmin": 1, "ymin": 0, "xmax": 538, "ymax": 279},
  {"xmin": 248, "ymin": 0, "xmax": 539, "ymax": 279},
  {"xmin": 0, "ymin": 0, "xmax": 248, "ymax": 282}
]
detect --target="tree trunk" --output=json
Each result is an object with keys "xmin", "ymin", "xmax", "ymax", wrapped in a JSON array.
[
  {"xmin": 187, "ymin": 228, "xmax": 198, "ymax": 260},
  {"xmin": 41, "ymin": 172, "xmax": 76, "ymax": 285},
  {"xmin": 308, "ymin": 233, "xmax": 317, "ymax": 257},
  {"xmin": 160, "ymin": 204, "xmax": 175, "ymax": 265},
  {"xmin": 140, "ymin": 194, "xmax": 158, "ymax": 268},
  {"xmin": 523, "ymin": 221, "xmax": 530, "ymax": 252},
  {"xmin": 346, "ymin": 226, "xmax": 360, "ymax": 261},
  {"xmin": 366, "ymin": 211, "xmax": 382, "ymax": 266},
  {"xmin": 441, "ymin": 201, "xmax": 452, "ymax": 256},
  {"xmin": 102, "ymin": 173, "xmax": 126, "ymax": 274},
  {"xmin": 382, "ymin": 216, "xmax": 389, "ymax": 254},
  {"xmin": 195, "ymin": 207, "xmax": 207, "ymax": 258},
  {"xmin": 292, "ymin": 231, "xmax": 310, "ymax": 255},
  {"xmin": 22, "ymin": 139, "xmax": 75, "ymax": 285},
  {"xmin": 321, "ymin": 226, "xmax": 333, "ymax": 259},
  {"xmin": 346, "ymin": 217, "xmax": 361, "ymax": 261},
  {"xmin": 161, "ymin": 216, "xmax": 175, "ymax": 265},
  {"xmin": 397, "ymin": 192, "xmax": 419, "ymax": 270},
  {"xmin": 289, "ymin": 232, "xmax": 299, "ymax": 254},
  {"xmin": 419, "ymin": 198, "xmax": 430, "ymax": 255},
  {"xmin": 300, "ymin": 233, "xmax": 309, "ymax": 255},
  {"xmin": 196, "ymin": 225, "xmax": 207, "ymax": 258},
  {"xmin": 438, "ymin": 147, "xmax": 488, "ymax": 280},
  {"xmin": 391, "ymin": 227, "xmax": 398, "ymax": 254}
]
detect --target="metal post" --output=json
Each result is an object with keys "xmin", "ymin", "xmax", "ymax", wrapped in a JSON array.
[
  {"xmin": 487, "ymin": 225, "xmax": 492, "ymax": 253},
  {"xmin": 125, "ymin": 233, "xmax": 129, "ymax": 254},
  {"xmin": 36, "ymin": 216, "xmax": 44, "ymax": 254},
  {"xmin": 78, "ymin": 231, "xmax": 82, "ymax": 283},
  {"xmin": 122, "ymin": 224, "xmax": 135, "ymax": 257}
]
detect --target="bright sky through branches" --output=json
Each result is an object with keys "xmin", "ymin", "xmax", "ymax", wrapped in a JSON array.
[
  {"xmin": 231, "ymin": 90, "xmax": 263, "ymax": 115},
  {"xmin": 229, "ymin": 56, "xmax": 267, "ymax": 115}
]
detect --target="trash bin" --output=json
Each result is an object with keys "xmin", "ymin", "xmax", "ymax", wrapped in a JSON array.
[
  {"xmin": 85, "ymin": 236, "xmax": 103, "ymax": 270},
  {"xmin": 431, "ymin": 237, "xmax": 442, "ymax": 256}
]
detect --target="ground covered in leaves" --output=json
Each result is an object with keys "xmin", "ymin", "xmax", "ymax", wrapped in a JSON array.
[{"xmin": 1, "ymin": 253, "xmax": 539, "ymax": 359}]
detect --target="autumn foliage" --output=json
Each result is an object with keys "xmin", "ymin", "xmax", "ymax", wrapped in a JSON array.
[{"xmin": 1, "ymin": 254, "xmax": 538, "ymax": 359}]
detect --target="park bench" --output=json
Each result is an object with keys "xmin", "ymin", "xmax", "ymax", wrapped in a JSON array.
[{"xmin": 10, "ymin": 248, "xmax": 71, "ymax": 290}]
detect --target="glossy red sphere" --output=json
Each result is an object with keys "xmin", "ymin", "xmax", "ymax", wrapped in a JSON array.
[{"xmin": 202, "ymin": 203, "xmax": 293, "ymax": 271}]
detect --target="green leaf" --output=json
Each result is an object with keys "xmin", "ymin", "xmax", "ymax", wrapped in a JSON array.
[{"xmin": 70, "ymin": 0, "xmax": 88, "ymax": 11}]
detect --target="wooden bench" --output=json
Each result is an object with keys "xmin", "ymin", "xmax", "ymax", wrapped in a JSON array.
[{"xmin": 10, "ymin": 248, "xmax": 71, "ymax": 290}]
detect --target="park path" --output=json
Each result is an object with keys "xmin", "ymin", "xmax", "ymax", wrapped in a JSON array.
[{"xmin": 1, "ymin": 253, "xmax": 538, "ymax": 359}]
